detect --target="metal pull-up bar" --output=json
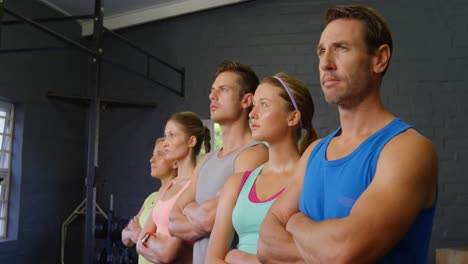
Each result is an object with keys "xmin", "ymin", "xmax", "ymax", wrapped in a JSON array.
[
  {"xmin": 1, "ymin": 4, "xmax": 185, "ymax": 98},
  {"xmin": 2, "ymin": 7, "xmax": 96, "ymax": 56}
]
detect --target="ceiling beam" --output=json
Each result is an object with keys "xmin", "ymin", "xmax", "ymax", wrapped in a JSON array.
[{"xmin": 80, "ymin": 0, "xmax": 249, "ymax": 36}]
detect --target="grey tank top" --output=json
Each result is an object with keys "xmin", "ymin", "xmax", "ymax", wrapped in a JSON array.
[{"xmin": 193, "ymin": 140, "xmax": 262, "ymax": 264}]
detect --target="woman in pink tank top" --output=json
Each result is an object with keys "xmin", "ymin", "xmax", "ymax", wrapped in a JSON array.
[
  {"xmin": 137, "ymin": 111, "xmax": 211, "ymax": 264},
  {"xmin": 206, "ymin": 73, "xmax": 318, "ymax": 263}
]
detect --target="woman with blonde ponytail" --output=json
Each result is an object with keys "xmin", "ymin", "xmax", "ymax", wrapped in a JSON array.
[
  {"xmin": 137, "ymin": 111, "xmax": 210, "ymax": 264},
  {"xmin": 206, "ymin": 73, "xmax": 317, "ymax": 264}
]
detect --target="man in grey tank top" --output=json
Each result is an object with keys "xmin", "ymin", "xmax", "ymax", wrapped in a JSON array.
[{"xmin": 168, "ymin": 61, "xmax": 268, "ymax": 264}]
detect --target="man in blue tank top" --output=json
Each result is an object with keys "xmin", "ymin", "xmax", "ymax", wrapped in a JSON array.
[
  {"xmin": 258, "ymin": 5, "xmax": 438, "ymax": 263},
  {"xmin": 168, "ymin": 61, "xmax": 268, "ymax": 264}
]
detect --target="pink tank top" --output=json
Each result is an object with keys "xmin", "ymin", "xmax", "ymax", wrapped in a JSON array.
[{"xmin": 152, "ymin": 180, "xmax": 191, "ymax": 236}]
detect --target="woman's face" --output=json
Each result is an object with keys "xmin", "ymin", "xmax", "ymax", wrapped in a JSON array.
[
  {"xmin": 149, "ymin": 140, "xmax": 176, "ymax": 178},
  {"xmin": 163, "ymin": 120, "xmax": 192, "ymax": 161},
  {"xmin": 249, "ymin": 83, "xmax": 295, "ymax": 143}
]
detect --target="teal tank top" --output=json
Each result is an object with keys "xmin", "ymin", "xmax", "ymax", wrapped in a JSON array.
[
  {"xmin": 194, "ymin": 140, "xmax": 263, "ymax": 264},
  {"xmin": 232, "ymin": 164, "xmax": 285, "ymax": 255},
  {"xmin": 299, "ymin": 118, "xmax": 436, "ymax": 263}
]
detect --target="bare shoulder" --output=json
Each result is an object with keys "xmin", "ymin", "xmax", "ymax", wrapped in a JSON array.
[
  {"xmin": 227, "ymin": 171, "xmax": 246, "ymax": 185},
  {"xmin": 381, "ymin": 128, "xmax": 437, "ymax": 169},
  {"xmin": 240, "ymin": 143, "xmax": 268, "ymax": 157},
  {"xmin": 388, "ymin": 128, "xmax": 434, "ymax": 146},
  {"xmin": 234, "ymin": 143, "xmax": 269, "ymax": 172},
  {"xmin": 377, "ymin": 128, "xmax": 438, "ymax": 207},
  {"xmin": 222, "ymin": 172, "xmax": 247, "ymax": 196}
]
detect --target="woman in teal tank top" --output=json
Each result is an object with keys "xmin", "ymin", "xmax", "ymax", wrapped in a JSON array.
[{"xmin": 205, "ymin": 73, "xmax": 318, "ymax": 264}]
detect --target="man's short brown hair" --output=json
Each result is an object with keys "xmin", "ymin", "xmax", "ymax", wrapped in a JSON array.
[
  {"xmin": 323, "ymin": 5, "xmax": 393, "ymax": 76},
  {"xmin": 215, "ymin": 60, "xmax": 259, "ymax": 95}
]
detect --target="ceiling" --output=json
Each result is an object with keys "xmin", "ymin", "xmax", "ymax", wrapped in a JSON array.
[{"xmin": 38, "ymin": 0, "xmax": 249, "ymax": 36}]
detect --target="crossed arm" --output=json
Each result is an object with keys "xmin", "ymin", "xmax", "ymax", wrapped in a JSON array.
[
  {"xmin": 136, "ymin": 202, "xmax": 185, "ymax": 264},
  {"xmin": 121, "ymin": 206, "xmax": 144, "ymax": 247},
  {"xmin": 169, "ymin": 144, "xmax": 269, "ymax": 242},
  {"xmin": 205, "ymin": 172, "xmax": 260, "ymax": 264},
  {"xmin": 122, "ymin": 192, "xmax": 159, "ymax": 247},
  {"xmin": 260, "ymin": 131, "xmax": 438, "ymax": 263},
  {"xmin": 257, "ymin": 144, "xmax": 313, "ymax": 264},
  {"xmin": 168, "ymin": 154, "xmax": 213, "ymax": 241}
]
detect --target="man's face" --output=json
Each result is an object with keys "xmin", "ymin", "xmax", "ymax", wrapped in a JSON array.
[
  {"xmin": 317, "ymin": 18, "xmax": 376, "ymax": 108},
  {"xmin": 209, "ymin": 71, "xmax": 248, "ymax": 124}
]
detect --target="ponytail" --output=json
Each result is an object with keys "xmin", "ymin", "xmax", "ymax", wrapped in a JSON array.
[{"xmin": 203, "ymin": 126, "xmax": 212, "ymax": 153}]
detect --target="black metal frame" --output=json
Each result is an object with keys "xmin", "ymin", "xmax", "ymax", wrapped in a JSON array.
[
  {"xmin": 103, "ymin": 27, "xmax": 185, "ymax": 97},
  {"xmin": 0, "ymin": 1, "xmax": 184, "ymax": 263},
  {"xmin": 0, "ymin": 0, "xmax": 4, "ymax": 46},
  {"xmin": 82, "ymin": 1, "xmax": 104, "ymax": 262},
  {"xmin": 1, "ymin": 7, "xmax": 185, "ymax": 98},
  {"xmin": 3, "ymin": 7, "xmax": 96, "ymax": 55},
  {"xmin": 2, "ymin": 14, "xmax": 94, "ymax": 25}
]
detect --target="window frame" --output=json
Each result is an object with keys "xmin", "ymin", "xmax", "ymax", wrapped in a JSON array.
[{"xmin": 0, "ymin": 100, "xmax": 15, "ymax": 240}]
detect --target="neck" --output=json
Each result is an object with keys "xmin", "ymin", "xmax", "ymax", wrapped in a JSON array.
[
  {"xmin": 159, "ymin": 174, "xmax": 176, "ymax": 188},
  {"xmin": 176, "ymin": 155, "xmax": 196, "ymax": 181},
  {"xmin": 263, "ymin": 136, "xmax": 300, "ymax": 174},
  {"xmin": 338, "ymin": 90, "xmax": 394, "ymax": 138},
  {"xmin": 219, "ymin": 118, "xmax": 253, "ymax": 154}
]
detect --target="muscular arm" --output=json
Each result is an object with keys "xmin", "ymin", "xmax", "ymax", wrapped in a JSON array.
[
  {"xmin": 136, "ymin": 231, "xmax": 185, "ymax": 264},
  {"xmin": 286, "ymin": 130, "xmax": 438, "ymax": 263},
  {"xmin": 170, "ymin": 144, "xmax": 269, "ymax": 240},
  {"xmin": 257, "ymin": 143, "xmax": 315, "ymax": 264},
  {"xmin": 225, "ymin": 249, "xmax": 260, "ymax": 264},
  {"xmin": 183, "ymin": 197, "xmax": 219, "ymax": 235},
  {"xmin": 186, "ymin": 144, "xmax": 269, "ymax": 234}
]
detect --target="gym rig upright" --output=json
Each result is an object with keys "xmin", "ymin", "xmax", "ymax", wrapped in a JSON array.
[{"xmin": 0, "ymin": 0, "xmax": 185, "ymax": 263}]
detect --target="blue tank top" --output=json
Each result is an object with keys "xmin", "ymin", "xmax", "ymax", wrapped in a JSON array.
[{"xmin": 299, "ymin": 118, "xmax": 435, "ymax": 263}]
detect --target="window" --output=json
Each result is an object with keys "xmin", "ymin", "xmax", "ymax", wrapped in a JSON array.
[{"xmin": 0, "ymin": 101, "xmax": 14, "ymax": 239}]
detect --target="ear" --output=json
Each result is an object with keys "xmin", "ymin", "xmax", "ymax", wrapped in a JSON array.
[
  {"xmin": 241, "ymin": 93, "xmax": 253, "ymax": 110},
  {"xmin": 372, "ymin": 44, "xmax": 391, "ymax": 75},
  {"xmin": 288, "ymin": 110, "xmax": 302, "ymax": 127},
  {"xmin": 188, "ymin": 135, "xmax": 197, "ymax": 148}
]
